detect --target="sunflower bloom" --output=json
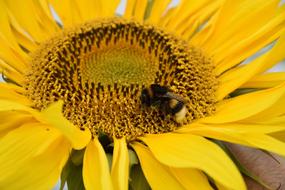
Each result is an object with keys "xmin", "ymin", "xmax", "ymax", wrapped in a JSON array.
[{"xmin": 1, "ymin": 0, "xmax": 285, "ymax": 189}]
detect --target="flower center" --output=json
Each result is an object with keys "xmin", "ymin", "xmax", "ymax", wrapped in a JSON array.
[{"xmin": 25, "ymin": 18, "xmax": 217, "ymax": 140}]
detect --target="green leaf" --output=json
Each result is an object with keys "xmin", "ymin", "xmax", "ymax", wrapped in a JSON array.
[
  {"xmin": 129, "ymin": 165, "xmax": 151, "ymax": 190},
  {"xmin": 60, "ymin": 152, "xmax": 85, "ymax": 190},
  {"xmin": 60, "ymin": 158, "xmax": 72, "ymax": 190},
  {"xmin": 70, "ymin": 149, "xmax": 85, "ymax": 166},
  {"xmin": 129, "ymin": 149, "xmax": 139, "ymax": 167},
  {"xmin": 66, "ymin": 163, "xmax": 85, "ymax": 190}
]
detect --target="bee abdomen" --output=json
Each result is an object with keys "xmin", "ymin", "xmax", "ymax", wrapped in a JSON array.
[
  {"xmin": 174, "ymin": 106, "xmax": 187, "ymax": 123},
  {"xmin": 169, "ymin": 99, "xmax": 184, "ymax": 115}
]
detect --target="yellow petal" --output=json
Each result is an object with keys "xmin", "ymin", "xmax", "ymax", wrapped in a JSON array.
[
  {"xmin": 0, "ymin": 134, "xmax": 70, "ymax": 190},
  {"xmin": 141, "ymin": 133, "xmax": 246, "ymax": 190},
  {"xmin": 0, "ymin": 99, "xmax": 40, "ymax": 116},
  {"xmin": 0, "ymin": 111, "xmax": 35, "ymax": 138},
  {"xmin": 217, "ymin": 33, "xmax": 285, "ymax": 100},
  {"xmin": 158, "ymin": 6, "xmax": 176, "ymax": 28},
  {"xmin": 131, "ymin": 142, "xmax": 184, "ymax": 190},
  {"xmin": 180, "ymin": 1, "xmax": 220, "ymax": 40},
  {"xmin": 41, "ymin": 101, "xmax": 91, "ymax": 150},
  {"xmin": 5, "ymin": 0, "xmax": 57, "ymax": 42},
  {"xmin": 124, "ymin": 0, "xmax": 148, "ymax": 22},
  {"xmin": 0, "ymin": 100, "xmax": 91, "ymax": 149},
  {"xmin": 242, "ymin": 92, "xmax": 285, "ymax": 122},
  {"xmin": 270, "ymin": 131, "xmax": 285, "ymax": 142},
  {"xmin": 0, "ymin": 35, "xmax": 28, "ymax": 72},
  {"xmin": 124, "ymin": 0, "xmax": 136, "ymax": 19},
  {"xmin": 169, "ymin": 168, "xmax": 213, "ymax": 190},
  {"xmin": 0, "ymin": 59, "xmax": 25, "ymax": 85},
  {"xmin": 253, "ymin": 115, "xmax": 285, "ymax": 125},
  {"xmin": 74, "ymin": 0, "xmax": 101, "ymax": 21},
  {"xmin": 165, "ymin": 0, "xmax": 221, "ymax": 39},
  {"xmin": 0, "ymin": 123, "xmax": 61, "ymax": 182},
  {"xmin": 202, "ymin": 83, "xmax": 285, "ymax": 124},
  {"xmin": 48, "ymin": 0, "xmax": 82, "ymax": 26},
  {"xmin": 166, "ymin": 0, "xmax": 210, "ymax": 29},
  {"xmin": 0, "ymin": 83, "xmax": 31, "ymax": 105},
  {"xmin": 241, "ymin": 72, "xmax": 285, "ymax": 88},
  {"xmin": 178, "ymin": 123, "xmax": 285, "ymax": 134},
  {"xmin": 215, "ymin": 4, "xmax": 285, "ymax": 75},
  {"xmin": 0, "ymin": 1, "xmax": 29, "ymax": 63},
  {"xmin": 99, "ymin": 0, "xmax": 120, "ymax": 18},
  {"xmin": 147, "ymin": 0, "xmax": 172, "ymax": 24},
  {"xmin": 242, "ymin": 134, "xmax": 285, "ymax": 157},
  {"xmin": 178, "ymin": 123, "xmax": 285, "ymax": 157},
  {"xmin": 9, "ymin": 11, "xmax": 38, "ymax": 52},
  {"xmin": 83, "ymin": 138, "xmax": 112, "ymax": 190},
  {"xmin": 133, "ymin": 0, "xmax": 148, "ymax": 22},
  {"xmin": 202, "ymin": 0, "xmax": 279, "ymax": 52},
  {"xmin": 111, "ymin": 137, "xmax": 129, "ymax": 190}
]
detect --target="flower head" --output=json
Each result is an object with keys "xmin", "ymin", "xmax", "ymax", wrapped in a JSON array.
[{"xmin": 1, "ymin": 0, "xmax": 285, "ymax": 189}]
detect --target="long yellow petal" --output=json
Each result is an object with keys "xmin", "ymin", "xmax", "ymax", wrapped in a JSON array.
[
  {"xmin": 0, "ymin": 1, "xmax": 29, "ymax": 63},
  {"xmin": 241, "ymin": 72, "xmax": 285, "ymax": 88},
  {"xmin": 217, "ymin": 33, "xmax": 285, "ymax": 100},
  {"xmin": 202, "ymin": 83, "xmax": 285, "ymax": 124},
  {"xmin": 0, "ymin": 134, "xmax": 70, "ymax": 190},
  {"xmin": 178, "ymin": 123, "xmax": 285, "ymax": 134},
  {"xmin": 0, "ymin": 111, "xmax": 35, "ymax": 138},
  {"xmin": 10, "ymin": 22, "xmax": 37, "ymax": 52},
  {"xmin": 83, "ymin": 138, "xmax": 112, "ymax": 190},
  {"xmin": 0, "ymin": 83, "xmax": 31, "ymax": 105},
  {"xmin": 131, "ymin": 142, "xmax": 184, "ymax": 190},
  {"xmin": 74, "ymin": 0, "xmax": 101, "ymax": 21},
  {"xmin": 180, "ymin": 1, "xmax": 220, "ymax": 40},
  {"xmin": 202, "ymin": 0, "xmax": 279, "ymax": 51},
  {"xmin": 0, "ymin": 100, "xmax": 90, "ymax": 150},
  {"xmin": 5, "ymin": 0, "xmax": 57, "ymax": 42},
  {"xmin": 141, "ymin": 133, "xmax": 246, "ymax": 190},
  {"xmin": 0, "ymin": 36, "xmax": 28, "ymax": 72},
  {"xmin": 0, "ymin": 99, "xmax": 40, "ymax": 115},
  {"xmin": 0, "ymin": 123, "xmax": 61, "ymax": 182},
  {"xmin": 169, "ymin": 167, "xmax": 213, "ymax": 190},
  {"xmin": 133, "ymin": 0, "xmax": 148, "ymax": 22},
  {"xmin": 270, "ymin": 131, "xmax": 285, "ymax": 142},
  {"xmin": 242, "ymin": 93, "xmax": 285, "ymax": 122},
  {"xmin": 215, "ymin": 4, "xmax": 285, "ymax": 75},
  {"xmin": 100, "ymin": 0, "xmax": 120, "ymax": 18},
  {"xmin": 0, "ymin": 1, "xmax": 26, "ymax": 61},
  {"xmin": 147, "ymin": 0, "xmax": 172, "ymax": 24},
  {"xmin": 49, "ymin": 0, "xmax": 82, "ymax": 27},
  {"xmin": 0, "ymin": 61, "xmax": 25, "ymax": 85},
  {"xmin": 41, "ymin": 101, "xmax": 91, "ymax": 150},
  {"xmin": 124, "ymin": 0, "xmax": 148, "ymax": 21},
  {"xmin": 251, "ymin": 115, "xmax": 285, "ymax": 125},
  {"xmin": 111, "ymin": 137, "xmax": 129, "ymax": 190},
  {"xmin": 124, "ymin": 0, "xmax": 136, "ymax": 19},
  {"xmin": 165, "ymin": 0, "xmax": 221, "ymax": 39},
  {"xmin": 178, "ymin": 124, "xmax": 285, "ymax": 157},
  {"xmin": 166, "ymin": 0, "xmax": 209, "ymax": 29}
]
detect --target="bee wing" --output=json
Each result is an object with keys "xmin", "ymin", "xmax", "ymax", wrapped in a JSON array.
[{"xmin": 162, "ymin": 92, "xmax": 186, "ymax": 103}]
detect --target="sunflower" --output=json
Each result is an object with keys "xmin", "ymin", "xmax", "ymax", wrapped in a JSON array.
[{"xmin": 1, "ymin": 0, "xmax": 285, "ymax": 189}]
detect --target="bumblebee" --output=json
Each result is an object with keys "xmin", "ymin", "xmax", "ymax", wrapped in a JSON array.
[{"xmin": 141, "ymin": 84, "xmax": 187, "ymax": 123}]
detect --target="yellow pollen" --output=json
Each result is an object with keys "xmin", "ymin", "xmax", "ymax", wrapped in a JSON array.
[{"xmin": 24, "ymin": 18, "xmax": 217, "ymax": 141}]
